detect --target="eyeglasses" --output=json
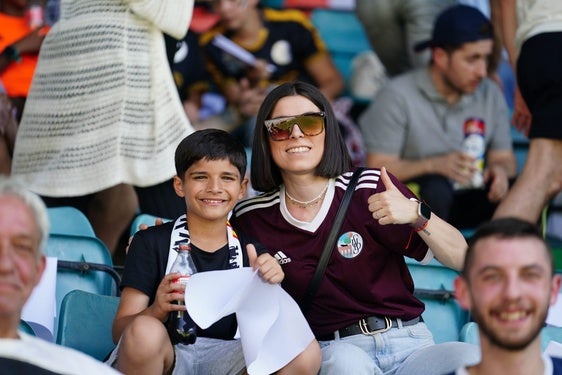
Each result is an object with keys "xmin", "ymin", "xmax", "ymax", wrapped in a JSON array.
[{"xmin": 264, "ymin": 112, "xmax": 325, "ymax": 141}]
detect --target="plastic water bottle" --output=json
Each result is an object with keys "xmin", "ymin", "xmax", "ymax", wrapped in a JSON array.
[
  {"xmin": 455, "ymin": 117, "xmax": 485, "ymax": 190},
  {"xmin": 166, "ymin": 242, "xmax": 197, "ymax": 345}
]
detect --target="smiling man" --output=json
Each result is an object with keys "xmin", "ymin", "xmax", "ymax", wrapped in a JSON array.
[
  {"xmin": 451, "ymin": 217, "xmax": 562, "ymax": 375},
  {"xmin": 0, "ymin": 176, "xmax": 120, "ymax": 374},
  {"xmin": 359, "ymin": 4, "xmax": 516, "ymax": 230}
]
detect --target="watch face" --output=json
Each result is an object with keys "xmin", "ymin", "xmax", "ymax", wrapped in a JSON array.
[
  {"xmin": 420, "ymin": 202, "xmax": 431, "ymax": 220},
  {"xmin": 4, "ymin": 45, "xmax": 20, "ymax": 62}
]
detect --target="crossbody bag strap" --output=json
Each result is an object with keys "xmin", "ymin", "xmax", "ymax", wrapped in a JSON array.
[{"xmin": 301, "ymin": 168, "xmax": 364, "ymax": 314}]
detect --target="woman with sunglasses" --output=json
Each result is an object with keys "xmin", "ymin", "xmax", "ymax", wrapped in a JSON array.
[{"xmin": 230, "ymin": 81, "xmax": 478, "ymax": 374}]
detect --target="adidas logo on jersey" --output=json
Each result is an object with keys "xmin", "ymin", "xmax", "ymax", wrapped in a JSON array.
[{"xmin": 274, "ymin": 251, "xmax": 291, "ymax": 265}]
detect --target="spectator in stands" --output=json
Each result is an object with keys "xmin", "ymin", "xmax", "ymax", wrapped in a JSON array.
[
  {"xmin": 493, "ymin": 1, "xmax": 562, "ymax": 224},
  {"xmin": 359, "ymin": 4, "xmax": 517, "ymax": 229},
  {"xmin": 107, "ymin": 129, "xmax": 320, "ymax": 375},
  {"xmin": 173, "ymin": 29, "xmax": 212, "ymax": 126},
  {"xmin": 172, "ymin": 29, "xmax": 232, "ymax": 132},
  {"xmin": 199, "ymin": 0, "xmax": 344, "ymax": 146},
  {"xmin": 0, "ymin": 88, "xmax": 17, "ymax": 175},
  {"xmin": 0, "ymin": 176, "xmax": 120, "ymax": 374},
  {"xmin": 0, "ymin": 0, "xmax": 49, "ymax": 121},
  {"xmin": 0, "ymin": 0, "xmax": 49, "ymax": 175},
  {"xmin": 11, "ymin": 1, "xmax": 195, "ymax": 255},
  {"xmin": 449, "ymin": 217, "xmax": 562, "ymax": 374},
  {"xmin": 355, "ymin": 0, "xmax": 456, "ymax": 77}
]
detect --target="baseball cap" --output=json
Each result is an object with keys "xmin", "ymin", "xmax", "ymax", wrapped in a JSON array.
[{"xmin": 414, "ymin": 4, "xmax": 493, "ymax": 52}]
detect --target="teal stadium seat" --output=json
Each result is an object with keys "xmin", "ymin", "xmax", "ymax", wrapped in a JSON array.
[
  {"xmin": 309, "ymin": 8, "xmax": 371, "ymax": 94},
  {"xmin": 460, "ymin": 321, "xmax": 562, "ymax": 351},
  {"xmin": 406, "ymin": 257, "xmax": 459, "ymax": 291},
  {"xmin": 45, "ymin": 234, "xmax": 120, "ymax": 337},
  {"xmin": 56, "ymin": 290, "xmax": 119, "ymax": 361},
  {"xmin": 542, "ymin": 325, "xmax": 562, "ymax": 350},
  {"xmin": 47, "ymin": 206, "xmax": 96, "ymax": 237},
  {"xmin": 406, "ymin": 258, "xmax": 470, "ymax": 343}
]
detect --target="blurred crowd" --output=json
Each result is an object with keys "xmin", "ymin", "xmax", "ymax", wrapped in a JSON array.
[{"xmin": 1, "ymin": 0, "xmax": 560, "ymax": 262}]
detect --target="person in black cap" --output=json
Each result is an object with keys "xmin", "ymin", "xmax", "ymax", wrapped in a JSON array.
[{"xmin": 359, "ymin": 4, "xmax": 517, "ymax": 230}]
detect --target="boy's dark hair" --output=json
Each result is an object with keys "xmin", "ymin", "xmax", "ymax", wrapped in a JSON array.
[
  {"xmin": 463, "ymin": 217, "xmax": 554, "ymax": 277},
  {"xmin": 251, "ymin": 81, "xmax": 353, "ymax": 192},
  {"xmin": 175, "ymin": 129, "xmax": 247, "ymax": 180}
]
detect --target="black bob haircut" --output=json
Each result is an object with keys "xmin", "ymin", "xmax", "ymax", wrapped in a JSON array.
[{"xmin": 250, "ymin": 81, "xmax": 353, "ymax": 193}]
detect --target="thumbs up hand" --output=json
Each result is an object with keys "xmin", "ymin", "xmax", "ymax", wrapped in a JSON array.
[{"xmin": 367, "ymin": 167, "xmax": 418, "ymax": 226}]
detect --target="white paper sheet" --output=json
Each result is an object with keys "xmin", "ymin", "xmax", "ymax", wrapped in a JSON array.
[
  {"xmin": 185, "ymin": 268, "xmax": 314, "ymax": 375},
  {"xmin": 212, "ymin": 34, "xmax": 276, "ymax": 73},
  {"xmin": 22, "ymin": 257, "xmax": 57, "ymax": 336}
]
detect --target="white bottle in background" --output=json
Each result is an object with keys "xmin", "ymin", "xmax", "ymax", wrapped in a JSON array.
[{"xmin": 455, "ymin": 117, "xmax": 485, "ymax": 190}]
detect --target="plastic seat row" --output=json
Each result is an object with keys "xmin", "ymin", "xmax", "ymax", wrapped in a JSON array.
[
  {"xmin": 38, "ymin": 207, "xmax": 121, "ymax": 338},
  {"xmin": 20, "ymin": 290, "xmax": 120, "ymax": 362},
  {"xmin": 406, "ymin": 257, "xmax": 470, "ymax": 343},
  {"xmin": 57, "ymin": 290, "xmax": 119, "ymax": 361},
  {"xmin": 28, "ymin": 250, "xmax": 562, "ymax": 361}
]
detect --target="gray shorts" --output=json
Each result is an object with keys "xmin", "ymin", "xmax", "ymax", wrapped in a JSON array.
[{"xmin": 106, "ymin": 337, "xmax": 246, "ymax": 375}]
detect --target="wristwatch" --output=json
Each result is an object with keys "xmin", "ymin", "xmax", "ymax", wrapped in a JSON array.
[
  {"xmin": 412, "ymin": 200, "xmax": 431, "ymax": 232},
  {"xmin": 1, "ymin": 45, "xmax": 21, "ymax": 63}
]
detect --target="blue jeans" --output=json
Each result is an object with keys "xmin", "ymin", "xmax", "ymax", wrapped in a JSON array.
[{"xmin": 319, "ymin": 322, "xmax": 434, "ymax": 375}]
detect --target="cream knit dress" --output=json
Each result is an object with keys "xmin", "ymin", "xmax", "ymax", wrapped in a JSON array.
[{"xmin": 12, "ymin": 0, "xmax": 194, "ymax": 197}]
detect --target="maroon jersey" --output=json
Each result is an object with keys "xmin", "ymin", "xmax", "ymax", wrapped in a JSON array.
[{"xmin": 231, "ymin": 169, "xmax": 430, "ymax": 337}]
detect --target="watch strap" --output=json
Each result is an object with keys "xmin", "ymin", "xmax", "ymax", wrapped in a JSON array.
[
  {"xmin": 2, "ymin": 45, "xmax": 21, "ymax": 63},
  {"xmin": 411, "ymin": 200, "xmax": 430, "ymax": 231}
]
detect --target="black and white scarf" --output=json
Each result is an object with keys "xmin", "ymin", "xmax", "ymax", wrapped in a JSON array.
[{"xmin": 165, "ymin": 214, "xmax": 243, "ymax": 274}]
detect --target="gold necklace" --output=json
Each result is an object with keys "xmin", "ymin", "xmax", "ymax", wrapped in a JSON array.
[{"xmin": 285, "ymin": 182, "xmax": 329, "ymax": 208}]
